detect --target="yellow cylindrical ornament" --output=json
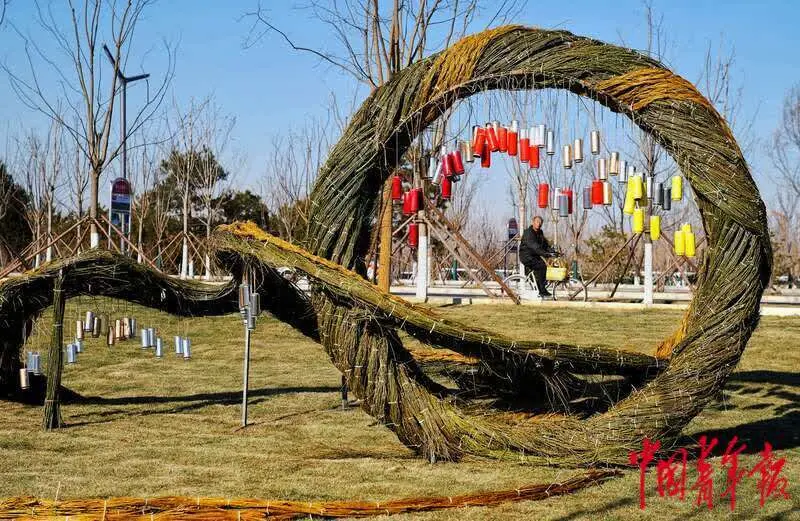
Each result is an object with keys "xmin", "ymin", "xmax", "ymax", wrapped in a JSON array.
[
  {"xmin": 681, "ymin": 222, "xmax": 692, "ymax": 234},
  {"xmin": 674, "ymin": 230, "xmax": 685, "ymax": 256},
  {"xmin": 632, "ymin": 207, "xmax": 645, "ymax": 233},
  {"xmin": 623, "ymin": 182, "xmax": 636, "ymax": 215},
  {"xmin": 671, "ymin": 175, "xmax": 683, "ymax": 201},
  {"xmin": 650, "ymin": 215, "xmax": 661, "ymax": 240},
  {"xmin": 630, "ymin": 175, "xmax": 643, "ymax": 200},
  {"xmin": 685, "ymin": 232, "xmax": 696, "ymax": 257}
]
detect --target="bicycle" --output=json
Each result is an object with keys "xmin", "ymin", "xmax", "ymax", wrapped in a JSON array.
[{"xmin": 502, "ymin": 254, "xmax": 587, "ymax": 301}]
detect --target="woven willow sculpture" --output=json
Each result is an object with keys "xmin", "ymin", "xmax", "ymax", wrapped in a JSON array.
[{"xmin": 0, "ymin": 27, "xmax": 770, "ymax": 466}]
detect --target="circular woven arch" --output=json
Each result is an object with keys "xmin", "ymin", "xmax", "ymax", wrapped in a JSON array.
[{"xmin": 301, "ymin": 26, "xmax": 772, "ymax": 463}]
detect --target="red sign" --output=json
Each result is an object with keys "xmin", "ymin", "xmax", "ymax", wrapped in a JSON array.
[{"xmin": 110, "ymin": 177, "xmax": 131, "ymax": 214}]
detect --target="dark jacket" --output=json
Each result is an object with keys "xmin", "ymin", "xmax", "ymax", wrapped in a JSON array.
[{"xmin": 519, "ymin": 226, "xmax": 553, "ymax": 265}]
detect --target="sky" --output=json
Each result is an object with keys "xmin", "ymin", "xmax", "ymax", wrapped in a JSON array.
[{"xmin": 1, "ymin": 0, "xmax": 797, "ymax": 218}]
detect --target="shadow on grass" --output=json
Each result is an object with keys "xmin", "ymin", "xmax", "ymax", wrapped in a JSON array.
[
  {"xmin": 65, "ymin": 385, "xmax": 338, "ymax": 427},
  {"xmin": 552, "ymin": 497, "xmax": 636, "ymax": 520}
]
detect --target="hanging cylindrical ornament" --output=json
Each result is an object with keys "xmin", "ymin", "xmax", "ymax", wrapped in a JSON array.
[
  {"xmin": 650, "ymin": 216, "xmax": 661, "ymax": 241},
  {"xmin": 573, "ymin": 138, "xmax": 584, "ymax": 163},
  {"xmin": 247, "ymin": 308, "xmax": 256, "ymax": 330},
  {"xmin": 536, "ymin": 124, "xmax": 546, "ymax": 147},
  {"xmin": 32, "ymin": 353, "xmax": 41, "ymax": 375},
  {"xmin": 141, "ymin": 329, "xmax": 149, "ymax": 348},
  {"xmin": 632, "ymin": 208, "xmax": 645, "ymax": 233},
  {"xmin": 645, "ymin": 176, "xmax": 654, "ymax": 199},
  {"xmin": 460, "ymin": 140, "xmax": 474, "ymax": 164},
  {"xmin": 66, "ymin": 344, "xmax": 77, "ymax": 364},
  {"xmin": 602, "ymin": 181, "xmax": 613, "ymax": 206},
  {"xmin": 671, "ymin": 175, "xmax": 683, "ymax": 201},
  {"xmin": 238, "ymin": 283, "xmax": 250, "ymax": 310},
  {"xmin": 19, "ymin": 368, "xmax": 29, "ymax": 390},
  {"xmin": 472, "ymin": 126, "xmax": 486, "ymax": 158},
  {"xmin": 674, "ymin": 230, "xmax": 686, "ymax": 255},
  {"xmin": 401, "ymin": 192, "xmax": 413, "ymax": 216},
  {"xmin": 591, "ymin": 180, "xmax": 604, "ymax": 205},
  {"xmin": 562, "ymin": 144, "xmax": 573, "ymax": 169},
  {"xmin": 545, "ymin": 129, "xmax": 555, "ymax": 155},
  {"xmin": 685, "ymin": 231, "xmax": 696, "ymax": 257},
  {"xmin": 623, "ymin": 183, "xmax": 636, "ymax": 215},
  {"xmin": 558, "ymin": 194, "xmax": 569, "ymax": 218},
  {"xmin": 122, "ymin": 317, "xmax": 130, "ymax": 339},
  {"xmin": 175, "ymin": 335, "xmax": 183, "ymax": 355},
  {"xmin": 529, "ymin": 144, "xmax": 540, "ymax": 169},
  {"xmin": 92, "ymin": 317, "xmax": 101, "ymax": 338},
  {"xmin": 519, "ymin": 129, "xmax": 530, "ymax": 163},
  {"xmin": 84, "ymin": 312, "xmax": 94, "ymax": 331},
  {"xmin": 250, "ymin": 293, "xmax": 261, "ymax": 316},
  {"xmin": 497, "ymin": 125, "xmax": 508, "ymax": 153},
  {"xmin": 590, "ymin": 130, "xmax": 601, "ymax": 155},
  {"xmin": 451, "ymin": 150, "xmax": 465, "ymax": 175},
  {"xmin": 598, "ymin": 158, "xmax": 608, "ymax": 180},
  {"xmin": 442, "ymin": 150, "xmax": 454, "ymax": 177},
  {"xmin": 155, "ymin": 337, "xmax": 163, "ymax": 358},
  {"xmin": 148, "ymin": 328, "xmax": 156, "ymax": 347},
  {"xmin": 630, "ymin": 175, "xmax": 643, "ymax": 200},
  {"xmin": 582, "ymin": 186, "xmax": 592, "ymax": 209},
  {"xmin": 480, "ymin": 148, "xmax": 491, "ymax": 168},
  {"xmin": 563, "ymin": 188, "xmax": 574, "ymax": 214},
  {"xmin": 75, "ymin": 339, "xmax": 83, "ymax": 353},
  {"xmin": 408, "ymin": 222, "xmax": 419, "ymax": 248},
  {"xmin": 486, "ymin": 123, "xmax": 499, "ymax": 152},
  {"xmin": 114, "ymin": 319, "xmax": 122, "ymax": 341},
  {"xmin": 75, "ymin": 321, "xmax": 84, "ymax": 340},
  {"xmin": 182, "ymin": 338, "xmax": 192, "ymax": 360},
  {"xmin": 107, "ymin": 327, "xmax": 115, "ymax": 346},
  {"xmin": 552, "ymin": 189, "xmax": 560, "ymax": 211},
  {"xmin": 609, "ymin": 152, "xmax": 620, "ymax": 175},
  {"xmin": 441, "ymin": 175, "xmax": 452, "ymax": 200},
  {"xmin": 537, "ymin": 183, "xmax": 549, "ymax": 209},
  {"xmin": 507, "ymin": 121, "xmax": 518, "ymax": 156},
  {"xmin": 663, "ymin": 188, "xmax": 672, "ymax": 210},
  {"xmin": 625, "ymin": 164, "xmax": 635, "ymax": 184},
  {"xmin": 391, "ymin": 175, "xmax": 402, "ymax": 201},
  {"xmin": 654, "ymin": 182, "xmax": 664, "ymax": 207},
  {"xmin": 408, "ymin": 188, "xmax": 421, "ymax": 213},
  {"xmin": 130, "ymin": 318, "xmax": 137, "ymax": 338}
]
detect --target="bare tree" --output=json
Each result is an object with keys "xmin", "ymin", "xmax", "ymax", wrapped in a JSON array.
[{"xmin": 4, "ymin": 0, "xmax": 173, "ymax": 249}]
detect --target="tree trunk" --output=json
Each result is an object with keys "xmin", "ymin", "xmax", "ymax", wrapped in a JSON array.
[
  {"xmin": 180, "ymin": 180, "xmax": 189, "ymax": 278},
  {"xmin": 89, "ymin": 168, "xmax": 100, "ymax": 249},
  {"xmin": 42, "ymin": 271, "xmax": 66, "ymax": 430},
  {"xmin": 204, "ymin": 215, "xmax": 212, "ymax": 280},
  {"xmin": 377, "ymin": 177, "xmax": 393, "ymax": 291}
]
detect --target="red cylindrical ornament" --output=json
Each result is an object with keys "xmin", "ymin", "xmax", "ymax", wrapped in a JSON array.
[
  {"xmin": 486, "ymin": 123, "xmax": 499, "ymax": 152},
  {"xmin": 563, "ymin": 188, "xmax": 574, "ymax": 214},
  {"xmin": 441, "ymin": 176, "xmax": 452, "ymax": 199},
  {"xmin": 519, "ymin": 129, "xmax": 530, "ymax": 163},
  {"xmin": 591, "ymin": 179, "xmax": 604, "ymax": 205},
  {"xmin": 507, "ymin": 129, "xmax": 518, "ymax": 156},
  {"xmin": 472, "ymin": 127, "xmax": 486, "ymax": 158},
  {"xmin": 391, "ymin": 175, "xmax": 402, "ymax": 201},
  {"xmin": 497, "ymin": 126, "xmax": 508, "ymax": 152},
  {"xmin": 441, "ymin": 152, "xmax": 452, "ymax": 178},
  {"xmin": 409, "ymin": 188, "xmax": 421, "ymax": 213},
  {"xmin": 408, "ymin": 223, "xmax": 419, "ymax": 248},
  {"xmin": 402, "ymin": 191, "xmax": 413, "ymax": 215},
  {"xmin": 450, "ymin": 150, "xmax": 465, "ymax": 175},
  {"xmin": 529, "ymin": 144, "xmax": 540, "ymax": 169},
  {"xmin": 481, "ymin": 148, "xmax": 491, "ymax": 168},
  {"xmin": 537, "ymin": 183, "xmax": 549, "ymax": 208}
]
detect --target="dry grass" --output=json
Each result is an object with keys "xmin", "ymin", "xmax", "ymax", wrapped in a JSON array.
[{"xmin": 1, "ymin": 301, "xmax": 797, "ymax": 519}]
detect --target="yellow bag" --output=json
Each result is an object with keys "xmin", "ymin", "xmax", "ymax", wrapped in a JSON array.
[{"xmin": 546, "ymin": 258, "xmax": 568, "ymax": 281}]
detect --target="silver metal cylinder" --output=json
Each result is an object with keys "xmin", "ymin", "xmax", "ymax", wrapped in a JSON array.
[
  {"xmin": 545, "ymin": 129, "xmax": 555, "ymax": 155},
  {"xmin": 562, "ymin": 144, "xmax": 572, "ymax": 169},
  {"xmin": 590, "ymin": 130, "xmax": 601, "ymax": 155},
  {"xmin": 182, "ymin": 338, "xmax": 191, "ymax": 360},
  {"xmin": 122, "ymin": 317, "xmax": 130, "ymax": 339},
  {"xmin": 536, "ymin": 124, "xmax": 546, "ymax": 147},
  {"xmin": 76, "ymin": 320, "xmax": 84, "ymax": 340},
  {"xmin": 238, "ymin": 284, "xmax": 250, "ymax": 311},
  {"xmin": 655, "ymin": 182, "xmax": 665, "ymax": 207},
  {"xmin": 84, "ymin": 312, "xmax": 94, "ymax": 331},
  {"xmin": 626, "ymin": 164, "xmax": 635, "ymax": 183},
  {"xmin": 99, "ymin": 315, "xmax": 107, "ymax": 336},
  {"xmin": 26, "ymin": 351, "xmax": 34, "ymax": 372},
  {"xmin": 460, "ymin": 140, "xmax": 473, "ymax": 163},
  {"xmin": 175, "ymin": 335, "xmax": 182, "ymax": 355},
  {"xmin": 619, "ymin": 160, "xmax": 627, "ymax": 181},
  {"xmin": 603, "ymin": 181, "xmax": 613, "ymax": 206},
  {"xmin": 147, "ymin": 328, "xmax": 156, "ymax": 347},
  {"xmin": 583, "ymin": 187, "xmax": 592, "ymax": 209},
  {"xmin": 247, "ymin": 308, "xmax": 257, "ymax": 331},
  {"xmin": 114, "ymin": 319, "xmax": 122, "ymax": 340},
  {"xmin": 573, "ymin": 138, "xmax": 584, "ymax": 163},
  {"xmin": 155, "ymin": 337, "xmax": 163, "ymax": 358},
  {"xmin": 107, "ymin": 328, "xmax": 115, "ymax": 346},
  {"xmin": 141, "ymin": 329, "xmax": 149, "ymax": 348},
  {"xmin": 75, "ymin": 339, "xmax": 83, "ymax": 353},
  {"xmin": 92, "ymin": 316, "xmax": 101, "ymax": 338},
  {"xmin": 663, "ymin": 188, "xmax": 672, "ymax": 211},
  {"xmin": 130, "ymin": 318, "xmax": 137, "ymax": 337},
  {"xmin": 250, "ymin": 293, "xmax": 261, "ymax": 316},
  {"xmin": 598, "ymin": 158, "xmax": 608, "ymax": 180},
  {"xmin": 646, "ymin": 176, "xmax": 654, "ymax": 200},
  {"xmin": 552, "ymin": 189, "xmax": 560, "ymax": 210},
  {"xmin": 19, "ymin": 368, "xmax": 29, "ymax": 390},
  {"xmin": 609, "ymin": 152, "xmax": 620, "ymax": 175},
  {"xmin": 66, "ymin": 344, "xmax": 76, "ymax": 364},
  {"xmin": 32, "ymin": 353, "xmax": 41, "ymax": 375},
  {"xmin": 558, "ymin": 194, "xmax": 569, "ymax": 218}
]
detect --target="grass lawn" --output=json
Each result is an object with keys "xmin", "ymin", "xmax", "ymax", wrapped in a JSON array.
[{"xmin": 1, "ymin": 300, "xmax": 797, "ymax": 520}]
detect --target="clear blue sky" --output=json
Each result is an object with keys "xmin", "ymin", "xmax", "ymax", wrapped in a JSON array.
[{"xmin": 1, "ymin": 0, "xmax": 797, "ymax": 208}]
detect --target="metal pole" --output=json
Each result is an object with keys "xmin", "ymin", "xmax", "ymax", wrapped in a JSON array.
[
  {"xmin": 241, "ymin": 326, "xmax": 251, "ymax": 427},
  {"xmin": 340, "ymin": 374, "xmax": 348, "ymax": 409}
]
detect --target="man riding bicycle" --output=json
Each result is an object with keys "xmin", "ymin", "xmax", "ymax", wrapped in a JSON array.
[{"xmin": 519, "ymin": 216, "xmax": 558, "ymax": 297}]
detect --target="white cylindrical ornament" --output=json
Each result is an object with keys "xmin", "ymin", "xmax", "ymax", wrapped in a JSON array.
[
  {"xmin": 646, "ymin": 176, "xmax": 654, "ymax": 199},
  {"xmin": 130, "ymin": 318, "xmax": 137, "ymax": 337},
  {"xmin": 609, "ymin": 152, "xmax": 620, "ymax": 175},
  {"xmin": 602, "ymin": 181, "xmax": 613, "ymax": 206},
  {"xmin": 66, "ymin": 344, "xmax": 76, "ymax": 364},
  {"xmin": 84, "ymin": 312, "xmax": 94, "ymax": 331},
  {"xmin": 590, "ymin": 130, "xmax": 601, "ymax": 155},
  {"xmin": 536, "ymin": 124, "xmax": 546, "ymax": 147},
  {"xmin": 147, "ymin": 328, "xmax": 156, "ymax": 347},
  {"xmin": 625, "ymin": 164, "xmax": 635, "ymax": 183},
  {"xmin": 182, "ymin": 338, "xmax": 192, "ymax": 360},
  {"xmin": 460, "ymin": 140, "xmax": 474, "ymax": 164},
  {"xmin": 141, "ymin": 329, "xmax": 149, "ymax": 348},
  {"xmin": 250, "ymin": 293, "xmax": 261, "ymax": 316},
  {"xmin": 552, "ymin": 189, "xmax": 560, "ymax": 210},
  {"xmin": 562, "ymin": 144, "xmax": 573, "ymax": 169},
  {"xmin": 32, "ymin": 353, "xmax": 41, "ymax": 375},
  {"xmin": 545, "ymin": 129, "xmax": 555, "ymax": 155},
  {"xmin": 573, "ymin": 138, "xmax": 584, "ymax": 163},
  {"xmin": 19, "ymin": 368, "xmax": 30, "ymax": 390},
  {"xmin": 175, "ymin": 335, "xmax": 183, "ymax": 355},
  {"xmin": 26, "ymin": 351, "xmax": 34, "ymax": 372},
  {"xmin": 92, "ymin": 317, "xmax": 101, "ymax": 338},
  {"xmin": 75, "ymin": 339, "xmax": 83, "ymax": 353},
  {"xmin": 122, "ymin": 317, "xmax": 130, "ymax": 339},
  {"xmin": 598, "ymin": 158, "xmax": 608, "ymax": 181},
  {"xmin": 107, "ymin": 328, "xmax": 115, "ymax": 346},
  {"xmin": 76, "ymin": 320, "xmax": 84, "ymax": 340},
  {"xmin": 155, "ymin": 337, "xmax": 163, "ymax": 358}
]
